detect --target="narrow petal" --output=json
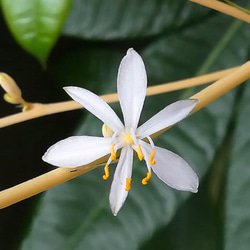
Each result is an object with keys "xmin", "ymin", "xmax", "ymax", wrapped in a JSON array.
[
  {"xmin": 109, "ymin": 147, "xmax": 133, "ymax": 216},
  {"xmin": 117, "ymin": 48, "xmax": 147, "ymax": 129},
  {"xmin": 42, "ymin": 136, "xmax": 112, "ymax": 167},
  {"xmin": 64, "ymin": 86, "xmax": 123, "ymax": 132},
  {"xmin": 141, "ymin": 142, "xmax": 199, "ymax": 193},
  {"xmin": 137, "ymin": 99, "xmax": 198, "ymax": 138}
]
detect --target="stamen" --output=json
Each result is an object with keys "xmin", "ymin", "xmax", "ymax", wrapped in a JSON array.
[
  {"xmin": 102, "ymin": 164, "xmax": 110, "ymax": 180},
  {"xmin": 142, "ymin": 172, "xmax": 152, "ymax": 185},
  {"xmin": 149, "ymin": 149, "xmax": 156, "ymax": 165},
  {"xmin": 134, "ymin": 144, "xmax": 144, "ymax": 161},
  {"xmin": 146, "ymin": 135, "xmax": 155, "ymax": 147},
  {"xmin": 125, "ymin": 178, "xmax": 132, "ymax": 191},
  {"xmin": 130, "ymin": 129, "xmax": 138, "ymax": 145},
  {"xmin": 110, "ymin": 143, "xmax": 116, "ymax": 161}
]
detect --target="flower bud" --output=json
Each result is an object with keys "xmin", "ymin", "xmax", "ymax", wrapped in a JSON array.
[
  {"xmin": 102, "ymin": 124, "xmax": 114, "ymax": 138},
  {"xmin": 0, "ymin": 73, "xmax": 22, "ymax": 100}
]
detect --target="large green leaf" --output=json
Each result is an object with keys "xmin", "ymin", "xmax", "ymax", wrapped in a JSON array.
[
  {"xmin": 141, "ymin": 177, "xmax": 220, "ymax": 250},
  {"xmin": 224, "ymin": 80, "xmax": 250, "ymax": 250},
  {"xmin": 20, "ymin": 10, "xmax": 247, "ymax": 249},
  {"xmin": 49, "ymin": 48, "xmax": 124, "ymax": 92},
  {"xmin": 1, "ymin": 0, "xmax": 72, "ymax": 64},
  {"xmin": 62, "ymin": 0, "xmax": 211, "ymax": 40},
  {"xmin": 20, "ymin": 83, "xmax": 235, "ymax": 250},
  {"xmin": 140, "ymin": 20, "xmax": 250, "ymax": 250}
]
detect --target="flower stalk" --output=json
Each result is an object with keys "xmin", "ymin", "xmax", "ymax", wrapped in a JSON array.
[
  {"xmin": 0, "ymin": 66, "xmax": 239, "ymax": 128},
  {"xmin": 189, "ymin": 0, "xmax": 250, "ymax": 23}
]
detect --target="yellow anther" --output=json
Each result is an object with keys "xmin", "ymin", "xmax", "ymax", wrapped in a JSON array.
[
  {"xmin": 149, "ymin": 149, "xmax": 156, "ymax": 165},
  {"xmin": 102, "ymin": 164, "xmax": 110, "ymax": 180},
  {"xmin": 142, "ymin": 172, "xmax": 152, "ymax": 185},
  {"xmin": 125, "ymin": 178, "xmax": 132, "ymax": 191},
  {"xmin": 134, "ymin": 144, "xmax": 144, "ymax": 161},
  {"xmin": 102, "ymin": 124, "xmax": 114, "ymax": 138},
  {"xmin": 110, "ymin": 143, "xmax": 116, "ymax": 161},
  {"xmin": 124, "ymin": 134, "xmax": 133, "ymax": 144}
]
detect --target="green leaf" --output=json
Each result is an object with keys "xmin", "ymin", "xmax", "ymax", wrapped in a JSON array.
[
  {"xmin": 49, "ymin": 48, "xmax": 124, "ymax": 92},
  {"xmin": 140, "ymin": 178, "xmax": 220, "ymax": 250},
  {"xmin": 224, "ymin": 81, "xmax": 250, "ymax": 250},
  {"xmin": 20, "ymin": 82, "xmax": 234, "ymax": 250},
  {"xmin": 143, "ymin": 15, "xmax": 235, "ymax": 85},
  {"xmin": 140, "ymin": 21, "xmax": 250, "ymax": 250},
  {"xmin": 1, "ymin": 0, "xmax": 72, "ymax": 64},
  {"xmin": 62, "ymin": 0, "xmax": 211, "ymax": 40},
  {"xmin": 20, "ymin": 13, "xmax": 246, "ymax": 249}
]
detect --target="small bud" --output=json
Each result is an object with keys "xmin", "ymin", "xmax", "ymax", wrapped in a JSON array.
[
  {"xmin": 102, "ymin": 124, "xmax": 114, "ymax": 138},
  {"xmin": 0, "ymin": 73, "xmax": 30, "ymax": 111},
  {"xmin": 0, "ymin": 73, "xmax": 22, "ymax": 100}
]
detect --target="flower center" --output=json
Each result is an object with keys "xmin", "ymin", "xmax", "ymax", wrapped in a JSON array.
[
  {"xmin": 122, "ymin": 132, "xmax": 144, "ymax": 160},
  {"xmin": 101, "ymin": 125, "xmax": 156, "ymax": 190},
  {"xmin": 124, "ymin": 133, "xmax": 133, "ymax": 145}
]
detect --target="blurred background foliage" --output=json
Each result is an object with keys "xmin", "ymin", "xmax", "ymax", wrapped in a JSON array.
[{"xmin": 0, "ymin": 0, "xmax": 250, "ymax": 249}]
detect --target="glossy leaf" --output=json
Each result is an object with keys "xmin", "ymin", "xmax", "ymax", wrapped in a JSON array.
[
  {"xmin": 20, "ymin": 12, "xmax": 247, "ymax": 249},
  {"xmin": 1, "ymin": 0, "xmax": 72, "ymax": 64},
  {"xmin": 21, "ymin": 91, "xmax": 235, "ymax": 250},
  {"xmin": 141, "ymin": 179, "xmax": 220, "ymax": 250},
  {"xmin": 62, "ymin": 0, "xmax": 211, "ymax": 40},
  {"xmin": 224, "ymin": 81, "xmax": 250, "ymax": 250},
  {"xmin": 140, "ymin": 20, "xmax": 250, "ymax": 250}
]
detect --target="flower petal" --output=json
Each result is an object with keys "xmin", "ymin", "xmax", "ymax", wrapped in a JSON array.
[
  {"xmin": 137, "ymin": 99, "xmax": 198, "ymax": 138},
  {"xmin": 141, "ymin": 142, "xmax": 199, "ymax": 193},
  {"xmin": 109, "ymin": 147, "xmax": 133, "ymax": 216},
  {"xmin": 64, "ymin": 86, "xmax": 123, "ymax": 132},
  {"xmin": 42, "ymin": 136, "xmax": 112, "ymax": 167},
  {"xmin": 117, "ymin": 48, "xmax": 147, "ymax": 129}
]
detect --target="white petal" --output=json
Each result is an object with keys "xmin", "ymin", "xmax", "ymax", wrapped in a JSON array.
[
  {"xmin": 141, "ymin": 142, "xmax": 199, "ymax": 193},
  {"xmin": 64, "ymin": 86, "xmax": 123, "ymax": 132},
  {"xmin": 42, "ymin": 136, "xmax": 112, "ymax": 167},
  {"xmin": 117, "ymin": 48, "xmax": 147, "ymax": 129},
  {"xmin": 137, "ymin": 99, "xmax": 198, "ymax": 138},
  {"xmin": 109, "ymin": 147, "xmax": 133, "ymax": 216}
]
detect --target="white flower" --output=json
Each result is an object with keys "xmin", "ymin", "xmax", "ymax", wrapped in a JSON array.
[{"xmin": 42, "ymin": 48, "xmax": 199, "ymax": 216}]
